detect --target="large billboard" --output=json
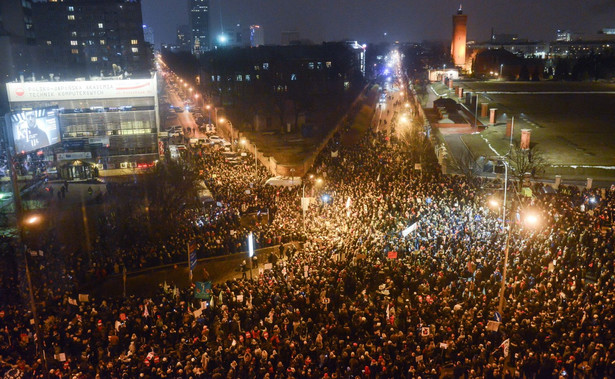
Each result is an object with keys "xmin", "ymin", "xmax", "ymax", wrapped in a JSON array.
[
  {"xmin": 10, "ymin": 107, "xmax": 61, "ymax": 153},
  {"xmin": 6, "ymin": 78, "xmax": 156, "ymax": 102}
]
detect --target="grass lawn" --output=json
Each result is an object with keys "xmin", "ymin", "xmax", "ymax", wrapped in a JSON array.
[{"xmin": 453, "ymin": 81, "xmax": 615, "ymax": 181}]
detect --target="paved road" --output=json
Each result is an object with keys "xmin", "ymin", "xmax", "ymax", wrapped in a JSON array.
[{"xmin": 91, "ymin": 243, "xmax": 299, "ymax": 298}]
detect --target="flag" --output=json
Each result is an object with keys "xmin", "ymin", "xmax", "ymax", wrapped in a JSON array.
[
  {"xmin": 500, "ymin": 338, "xmax": 510, "ymax": 357},
  {"xmin": 194, "ymin": 281, "xmax": 212, "ymax": 300}
]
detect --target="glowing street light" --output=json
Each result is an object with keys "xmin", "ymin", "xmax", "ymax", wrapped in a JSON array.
[
  {"xmin": 498, "ymin": 208, "xmax": 541, "ymax": 316},
  {"xmin": 24, "ymin": 215, "xmax": 41, "ymax": 225}
]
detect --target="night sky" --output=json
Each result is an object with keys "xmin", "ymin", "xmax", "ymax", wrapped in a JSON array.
[{"xmin": 142, "ymin": 0, "xmax": 615, "ymax": 46}]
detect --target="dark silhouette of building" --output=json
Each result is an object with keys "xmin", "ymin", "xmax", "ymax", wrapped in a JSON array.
[
  {"xmin": 472, "ymin": 48, "xmax": 544, "ymax": 80},
  {"xmin": 194, "ymin": 42, "xmax": 365, "ymax": 131},
  {"xmin": 32, "ymin": 0, "xmax": 152, "ymax": 79}
]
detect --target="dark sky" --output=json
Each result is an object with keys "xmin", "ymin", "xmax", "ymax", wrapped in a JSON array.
[{"xmin": 142, "ymin": 0, "xmax": 615, "ymax": 46}]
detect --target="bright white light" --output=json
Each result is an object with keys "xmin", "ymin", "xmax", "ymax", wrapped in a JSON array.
[
  {"xmin": 248, "ymin": 232, "xmax": 254, "ymax": 257},
  {"xmin": 217, "ymin": 34, "xmax": 228, "ymax": 44},
  {"xmin": 322, "ymin": 194, "xmax": 330, "ymax": 203}
]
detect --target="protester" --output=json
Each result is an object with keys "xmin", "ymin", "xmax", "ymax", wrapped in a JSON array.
[{"xmin": 1, "ymin": 112, "xmax": 615, "ymax": 378}]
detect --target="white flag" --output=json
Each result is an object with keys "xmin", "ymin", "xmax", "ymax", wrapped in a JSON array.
[{"xmin": 500, "ymin": 339, "xmax": 510, "ymax": 357}]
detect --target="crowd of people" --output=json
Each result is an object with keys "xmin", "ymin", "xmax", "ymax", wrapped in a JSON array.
[{"xmin": 2, "ymin": 90, "xmax": 615, "ymax": 378}]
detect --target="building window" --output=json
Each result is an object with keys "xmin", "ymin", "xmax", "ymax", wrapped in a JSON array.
[
  {"xmin": 98, "ymin": 23, "xmax": 104, "ymax": 29},
  {"xmin": 254, "ymin": 65, "xmax": 260, "ymax": 71},
  {"xmin": 100, "ymin": 39, "xmax": 105, "ymax": 45},
  {"xmin": 326, "ymin": 61, "xmax": 332, "ymax": 68},
  {"xmin": 71, "ymin": 31, "xmax": 77, "ymax": 37},
  {"xmin": 291, "ymin": 74, "xmax": 297, "ymax": 81},
  {"xmin": 245, "ymin": 75, "xmax": 250, "ymax": 81},
  {"xmin": 46, "ymin": 41, "xmax": 52, "ymax": 45},
  {"xmin": 262, "ymin": 63, "xmax": 269, "ymax": 70},
  {"xmin": 308, "ymin": 62, "xmax": 314, "ymax": 69},
  {"xmin": 131, "ymin": 47, "xmax": 139, "ymax": 53},
  {"xmin": 91, "ymin": 57, "xmax": 98, "ymax": 62},
  {"xmin": 70, "ymin": 40, "xmax": 78, "ymax": 46},
  {"xmin": 68, "ymin": 6, "xmax": 74, "ymax": 11},
  {"xmin": 131, "ymin": 39, "xmax": 138, "ymax": 45},
  {"xmin": 71, "ymin": 49, "xmax": 78, "ymax": 54},
  {"xmin": 67, "ymin": 15, "xmax": 75, "ymax": 20},
  {"xmin": 236, "ymin": 75, "xmax": 242, "ymax": 81}
]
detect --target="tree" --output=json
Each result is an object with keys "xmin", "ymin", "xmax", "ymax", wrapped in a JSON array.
[
  {"xmin": 506, "ymin": 144, "xmax": 548, "ymax": 188},
  {"xmin": 450, "ymin": 149, "xmax": 480, "ymax": 180},
  {"xmin": 141, "ymin": 158, "xmax": 203, "ymax": 239}
]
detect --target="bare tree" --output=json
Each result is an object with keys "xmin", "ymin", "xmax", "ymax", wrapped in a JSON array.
[
  {"xmin": 450, "ymin": 150, "xmax": 479, "ymax": 180},
  {"xmin": 506, "ymin": 144, "xmax": 548, "ymax": 187}
]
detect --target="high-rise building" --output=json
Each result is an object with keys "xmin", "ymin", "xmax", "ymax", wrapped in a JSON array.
[
  {"xmin": 250, "ymin": 25, "xmax": 264, "ymax": 47},
  {"xmin": 0, "ymin": 0, "xmax": 40, "ymax": 116},
  {"xmin": 143, "ymin": 24, "xmax": 155, "ymax": 46},
  {"xmin": 32, "ymin": 0, "xmax": 152, "ymax": 79},
  {"xmin": 451, "ymin": 5, "xmax": 467, "ymax": 68},
  {"xmin": 190, "ymin": 0, "xmax": 209, "ymax": 54},
  {"xmin": 176, "ymin": 24, "xmax": 191, "ymax": 51},
  {"xmin": 0, "ymin": 0, "xmax": 38, "ymax": 82}
]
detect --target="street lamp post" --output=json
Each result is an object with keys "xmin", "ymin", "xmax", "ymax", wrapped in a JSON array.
[
  {"xmin": 500, "ymin": 64, "xmax": 504, "ymax": 79},
  {"xmin": 498, "ymin": 224, "xmax": 512, "ymax": 316},
  {"xmin": 474, "ymin": 93, "xmax": 479, "ymax": 128},
  {"xmin": 4, "ymin": 123, "xmax": 48, "ymax": 375},
  {"xmin": 498, "ymin": 211, "xmax": 539, "ymax": 316}
]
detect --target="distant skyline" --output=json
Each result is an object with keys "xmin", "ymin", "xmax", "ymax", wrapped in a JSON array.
[{"xmin": 142, "ymin": 0, "xmax": 615, "ymax": 46}]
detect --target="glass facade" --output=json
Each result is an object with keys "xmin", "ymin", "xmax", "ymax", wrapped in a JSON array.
[{"xmin": 10, "ymin": 96, "xmax": 159, "ymax": 170}]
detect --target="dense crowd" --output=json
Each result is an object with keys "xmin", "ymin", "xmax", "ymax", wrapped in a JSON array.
[{"xmin": 2, "ymin": 98, "xmax": 615, "ymax": 378}]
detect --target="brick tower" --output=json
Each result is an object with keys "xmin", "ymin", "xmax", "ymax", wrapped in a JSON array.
[{"xmin": 451, "ymin": 4, "xmax": 467, "ymax": 68}]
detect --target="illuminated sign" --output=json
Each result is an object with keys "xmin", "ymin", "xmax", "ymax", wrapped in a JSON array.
[
  {"xmin": 9, "ymin": 107, "xmax": 61, "ymax": 153},
  {"xmin": 6, "ymin": 78, "xmax": 157, "ymax": 102}
]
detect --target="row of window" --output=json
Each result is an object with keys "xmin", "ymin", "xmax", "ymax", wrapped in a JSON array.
[
  {"xmin": 211, "ymin": 70, "xmax": 330, "ymax": 82},
  {"xmin": 68, "ymin": 39, "xmax": 137, "ymax": 46},
  {"xmin": 70, "ymin": 48, "xmax": 139, "ymax": 56},
  {"xmin": 251, "ymin": 61, "xmax": 332, "ymax": 71},
  {"xmin": 62, "ymin": 128, "xmax": 156, "ymax": 139}
]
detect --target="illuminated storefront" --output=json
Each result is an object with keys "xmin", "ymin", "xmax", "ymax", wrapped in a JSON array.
[{"xmin": 5, "ymin": 77, "xmax": 160, "ymax": 178}]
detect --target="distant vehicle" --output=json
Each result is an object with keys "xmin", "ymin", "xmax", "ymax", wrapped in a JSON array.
[
  {"xmin": 174, "ymin": 107, "xmax": 184, "ymax": 113},
  {"xmin": 168, "ymin": 130, "xmax": 183, "ymax": 138},
  {"xmin": 197, "ymin": 182, "xmax": 215, "ymax": 204},
  {"xmin": 209, "ymin": 135, "xmax": 224, "ymax": 144},
  {"xmin": 265, "ymin": 176, "xmax": 302, "ymax": 187}
]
